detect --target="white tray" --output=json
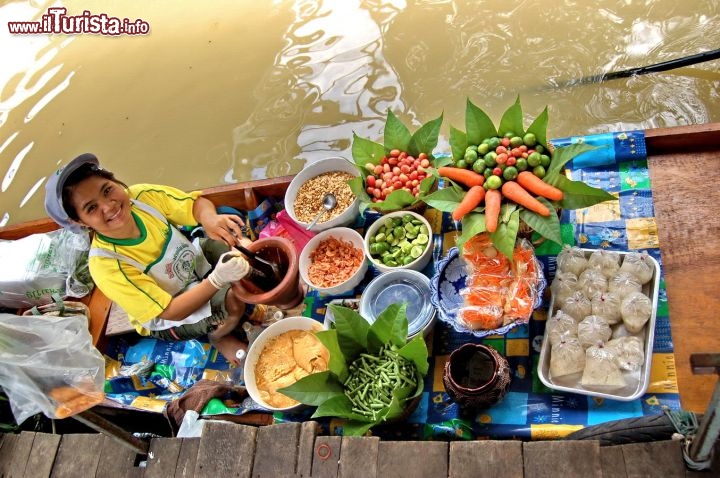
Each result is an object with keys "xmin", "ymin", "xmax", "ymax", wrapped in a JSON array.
[{"xmin": 537, "ymin": 249, "xmax": 660, "ymax": 401}]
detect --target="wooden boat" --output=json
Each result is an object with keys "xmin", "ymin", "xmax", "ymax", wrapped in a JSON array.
[{"xmin": 1, "ymin": 123, "xmax": 719, "ymax": 413}]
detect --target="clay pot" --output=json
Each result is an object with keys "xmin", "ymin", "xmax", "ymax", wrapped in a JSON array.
[
  {"xmin": 442, "ymin": 343, "xmax": 512, "ymax": 409},
  {"xmin": 231, "ymin": 236, "xmax": 303, "ymax": 309}
]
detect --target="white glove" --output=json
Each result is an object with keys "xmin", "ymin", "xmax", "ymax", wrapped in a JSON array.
[{"xmin": 208, "ymin": 251, "xmax": 251, "ymax": 289}]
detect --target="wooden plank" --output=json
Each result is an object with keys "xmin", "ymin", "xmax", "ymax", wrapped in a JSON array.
[
  {"xmin": 95, "ymin": 434, "xmax": 142, "ymax": 478},
  {"xmin": 600, "ymin": 446, "xmax": 628, "ymax": 478},
  {"xmin": 24, "ymin": 432, "xmax": 61, "ymax": 478},
  {"xmin": 0, "ymin": 433, "xmax": 19, "ymax": 477},
  {"xmin": 6, "ymin": 431, "xmax": 38, "ymax": 478},
  {"xmin": 645, "ymin": 122, "xmax": 720, "ymax": 155},
  {"xmin": 523, "ymin": 441, "xmax": 602, "ymax": 478},
  {"xmin": 338, "ymin": 436, "xmax": 379, "ymax": 478},
  {"xmin": 252, "ymin": 423, "xmax": 301, "ymax": 478},
  {"xmin": 174, "ymin": 438, "xmax": 200, "ymax": 478},
  {"xmin": 144, "ymin": 438, "xmax": 182, "ymax": 478},
  {"xmin": 296, "ymin": 421, "xmax": 319, "ymax": 478},
  {"xmin": 648, "ymin": 150, "xmax": 720, "ymax": 412},
  {"xmin": 377, "ymin": 441, "xmax": 448, "ymax": 478},
  {"xmin": 50, "ymin": 433, "xmax": 103, "ymax": 478},
  {"xmin": 449, "ymin": 441, "xmax": 523, "ymax": 478},
  {"xmin": 620, "ymin": 441, "xmax": 686, "ymax": 478},
  {"xmin": 310, "ymin": 436, "xmax": 341, "ymax": 478},
  {"xmin": 194, "ymin": 421, "xmax": 256, "ymax": 478}
]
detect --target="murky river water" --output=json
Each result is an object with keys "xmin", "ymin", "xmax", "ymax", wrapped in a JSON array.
[{"xmin": 1, "ymin": 0, "xmax": 718, "ymax": 226}]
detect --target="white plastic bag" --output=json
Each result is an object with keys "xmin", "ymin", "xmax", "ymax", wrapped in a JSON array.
[
  {"xmin": 0, "ymin": 312, "xmax": 105, "ymax": 424},
  {"xmin": 0, "ymin": 229, "xmax": 93, "ymax": 308}
]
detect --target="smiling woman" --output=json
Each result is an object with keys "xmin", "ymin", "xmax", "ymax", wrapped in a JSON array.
[{"xmin": 0, "ymin": 0, "xmax": 718, "ymax": 229}]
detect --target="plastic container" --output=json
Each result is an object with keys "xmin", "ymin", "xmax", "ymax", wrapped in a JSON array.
[
  {"xmin": 359, "ymin": 269, "xmax": 436, "ymax": 340},
  {"xmin": 537, "ymin": 249, "xmax": 660, "ymax": 401}
]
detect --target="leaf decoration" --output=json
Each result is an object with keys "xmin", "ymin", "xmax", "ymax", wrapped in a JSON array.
[
  {"xmin": 331, "ymin": 304, "xmax": 369, "ymax": 360},
  {"xmin": 398, "ymin": 335, "xmax": 429, "ymax": 375},
  {"xmin": 490, "ymin": 207, "xmax": 520, "ymax": 259},
  {"xmin": 315, "ymin": 329, "xmax": 349, "ymax": 384},
  {"xmin": 278, "ymin": 371, "xmax": 345, "ymax": 406},
  {"xmin": 547, "ymin": 143, "xmax": 598, "ymax": 176},
  {"xmin": 546, "ymin": 174, "xmax": 618, "ymax": 210},
  {"xmin": 519, "ymin": 197, "xmax": 562, "ymax": 245},
  {"xmin": 351, "ymin": 133, "xmax": 385, "ymax": 169},
  {"xmin": 465, "ymin": 98, "xmax": 497, "ymax": 144},
  {"xmin": 423, "ymin": 183, "xmax": 464, "ymax": 213},
  {"xmin": 525, "ymin": 106, "xmax": 549, "ymax": 147},
  {"xmin": 408, "ymin": 113, "xmax": 443, "ymax": 157},
  {"xmin": 368, "ymin": 303, "xmax": 408, "ymax": 353},
  {"xmin": 384, "ymin": 110, "xmax": 412, "ymax": 152},
  {"xmin": 457, "ymin": 212, "xmax": 486, "ymax": 251},
  {"xmin": 449, "ymin": 125, "xmax": 468, "ymax": 161},
  {"xmin": 498, "ymin": 96, "xmax": 524, "ymax": 138}
]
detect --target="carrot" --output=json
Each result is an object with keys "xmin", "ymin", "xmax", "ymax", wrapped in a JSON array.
[
  {"xmin": 438, "ymin": 167, "xmax": 485, "ymax": 188},
  {"xmin": 452, "ymin": 185, "xmax": 485, "ymax": 221},
  {"xmin": 501, "ymin": 181, "xmax": 551, "ymax": 216},
  {"xmin": 516, "ymin": 171, "xmax": 563, "ymax": 201},
  {"xmin": 484, "ymin": 189, "xmax": 502, "ymax": 232}
]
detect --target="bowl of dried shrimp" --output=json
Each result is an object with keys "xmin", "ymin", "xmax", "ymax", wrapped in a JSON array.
[
  {"xmin": 285, "ymin": 157, "xmax": 361, "ymax": 232},
  {"xmin": 299, "ymin": 227, "xmax": 368, "ymax": 295},
  {"xmin": 430, "ymin": 233, "xmax": 546, "ymax": 338}
]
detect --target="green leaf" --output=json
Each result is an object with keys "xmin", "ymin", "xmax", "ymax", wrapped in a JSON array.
[
  {"xmin": 397, "ymin": 335, "xmax": 429, "ymax": 375},
  {"xmin": 331, "ymin": 304, "xmax": 369, "ymax": 360},
  {"xmin": 348, "ymin": 176, "xmax": 372, "ymax": 204},
  {"xmin": 525, "ymin": 106, "xmax": 549, "ymax": 148},
  {"xmin": 457, "ymin": 212, "xmax": 487, "ymax": 250},
  {"xmin": 342, "ymin": 420, "xmax": 376, "ymax": 436},
  {"xmin": 384, "ymin": 110, "xmax": 412, "ymax": 152},
  {"xmin": 546, "ymin": 174, "xmax": 618, "ymax": 210},
  {"xmin": 498, "ymin": 96, "xmax": 524, "ymax": 138},
  {"xmin": 351, "ymin": 133, "xmax": 385, "ymax": 168},
  {"xmin": 315, "ymin": 329, "xmax": 349, "ymax": 383},
  {"xmin": 490, "ymin": 209, "xmax": 520, "ymax": 259},
  {"xmin": 278, "ymin": 371, "xmax": 345, "ymax": 406},
  {"xmin": 466, "ymin": 98, "xmax": 498, "ymax": 144},
  {"xmin": 519, "ymin": 197, "xmax": 562, "ymax": 245},
  {"xmin": 423, "ymin": 185, "xmax": 464, "ymax": 213},
  {"xmin": 418, "ymin": 174, "xmax": 437, "ymax": 196},
  {"xmin": 449, "ymin": 125, "xmax": 468, "ymax": 161},
  {"xmin": 369, "ymin": 189, "xmax": 417, "ymax": 212},
  {"xmin": 408, "ymin": 113, "xmax": 443, "ymax": 157},
  {"xmin": 547, "ymin": 143, "xmax": 598, "ymax": 176},
  {"xmin": 434, "ymin": 155, "xmax": 454, "ymax": 168},
  {"xmin": 500, "ymin": 203, "xmax": 518, "ymax": 223},
  {"xmin": 311, "ymin": 394, "xmax": 361, "ymax": 420},
  {"xmin": 368, "ymin": 303, "xmax": 408, "ymax": 353}
]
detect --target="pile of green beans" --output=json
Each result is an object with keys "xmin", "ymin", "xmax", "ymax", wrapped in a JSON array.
[{"xmin": 343, "ymin": 345, "xmax": 417, "ymax": 421}]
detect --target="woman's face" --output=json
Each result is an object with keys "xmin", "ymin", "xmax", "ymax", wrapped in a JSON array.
[{"xmin": 68, "ymin": 176, "xmax": 134, "ymax": 237}]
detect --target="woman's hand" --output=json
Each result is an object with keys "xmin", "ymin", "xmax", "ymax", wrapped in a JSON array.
[{"xmin": 193, "ymin": 197, "xmax": 247, "ymax": 247}]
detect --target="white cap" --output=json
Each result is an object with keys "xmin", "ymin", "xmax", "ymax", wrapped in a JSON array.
[{"xmin": 235, "ymin": 349, "xmax": 247, "ymax": 361}]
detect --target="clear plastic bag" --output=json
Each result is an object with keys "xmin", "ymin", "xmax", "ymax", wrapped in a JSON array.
[{"xmin": 0, "ymin": 312, "xmax": 105, "ymax": 424}]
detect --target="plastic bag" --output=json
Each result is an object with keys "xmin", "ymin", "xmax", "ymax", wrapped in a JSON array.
[
  {"xmin": 0, "ymin": 312, "xmax": 105, "ymax": 424},
  {"xmin": 0, "ymin": 229, "xmax": 93, "ymax": 308}
]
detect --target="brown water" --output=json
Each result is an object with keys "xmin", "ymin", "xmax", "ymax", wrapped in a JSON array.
[{"xmin": 1, "ymin": 0, "xmax": 718, "ymax": 227}]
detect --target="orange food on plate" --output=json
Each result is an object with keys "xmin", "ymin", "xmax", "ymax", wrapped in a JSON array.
[
  {"xmin": 307, "ymin": 236, "xmax": 363, "ymax": 288},
  {"xmin": 458, "ymin": 233, "xmax": 540, "ymax": 330}
]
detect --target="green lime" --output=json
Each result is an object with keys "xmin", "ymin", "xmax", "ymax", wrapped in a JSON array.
[
  {"xmin": 503, "ymin": 131, "xmax": 515, "ymax": 139},
  {"xmin": 485, "ymin": 175, "xmax": 502, "ymax": 190},
  {"xmin": 503, "ymin": 166, "xmax": 518, "ymax": 181},
  {"xmin": 527, "ymin": 152, "xmax": 542, "ymax": 168},
  {"xmin": 516, "ymin": 158, "xmax": 528, "ymax": 171},
  {"xmin": 466, "ymin": 145, "xmax": 478, "ymax": 153},
  {"xmin": 483, "ymin": 168, "xmax": 493, "ymax": 179},
  {"xmin": 477, "ymin": 143, "xmax": 490, "ymax": 155},
  {"xmin": 402, "ymin": 255, "xmax": 414, "ymax": 266},
  {"xmin": 540, "ymin": 154, "xmax": 551, "ymax": 167},
  {"xmin": 510, "ymin": 136, "xmax": 524, "ymax": 148},
  {"xmin": 533, "ymin": 165, "xmax": 546, "ymax": 178},
  {"xmin": 415, "ymin": 233, "xmax": 429, "ymax": 245},
  {"xmin": 464, "ymin": 149, "xmax": 478, "ymax": 164},
  {"xmin": 535, "ymin": 144, "xmax": 546, "ymax": 154},
  {"xmin": 523, "ymin": 133, "xmax": 537, "ymax": 147},
  {"xmin": 487, "ymin": 137, "xmax": 501, "ymax": 149},
  {"xmin": 483, "ymin": 152, "xmax": 497, "ymax": 167},
  {"xmin": 393, "ymin": 226, "xmax": 405, "ymax": 239},
  {"xmin": 456, "ymin": 159, "xmax": 468, "ymax": 169},
  {"xmin": 472, "ymin": 159, "xmax": 486, "ymax": 174},
  {"xmin": 410, "ymin": 245, "xmax": 423, "ymax": 259}
]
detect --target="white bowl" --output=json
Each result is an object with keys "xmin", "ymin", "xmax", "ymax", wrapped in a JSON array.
[
  {"xmin": 244, "ymin": 316, "xmax": 328, "ymax": 412},
  {"xmin": 299, "ymin": 227, "xmax": 368, "ymax": 295},
  {"xmin": 285, "ymin": 157, "xmax": 361, "ymax": 232},
  {"xmin": 363, "ymin": 211, "xmax": 433, "ymax": 274}
]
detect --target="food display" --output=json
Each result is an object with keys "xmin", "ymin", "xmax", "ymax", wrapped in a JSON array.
[
  {"xmin": 457, "ymin": 233, "xmax": 542, "ymax": 330},
  {"xmin": 366, "ymin": 213, "xmax": 430, "ymax": 267},
  {"xmin": 539, "ymin": 246, "xmax": 660, "ymax": 400},
  {"xmin": 254, "ymin": 328, "xmax": 329, "ymax": 409},
  {"xmin": 306, "ymin": 236, "xmax": 364, "ymax": 288},
  {"xmin": 293, "ymin": 171, "xmax": 356, "ymax": 224},
  {"xmin": 363, "ymin": 150, "xmax": 431, "ymax": 202}
]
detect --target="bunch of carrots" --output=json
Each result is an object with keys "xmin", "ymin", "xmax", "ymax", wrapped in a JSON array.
[
  {"xmin": 459, "ymin": 233, "xmax": 540, "ymax": 330},
  {"xmin": 438, "ymin": 167, "xmax": 563, "ymax": 231}
]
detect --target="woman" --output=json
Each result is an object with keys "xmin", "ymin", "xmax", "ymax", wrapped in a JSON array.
[{"xmin": 44, "ymin": 153, "xmax": 266, "ymax": 365}]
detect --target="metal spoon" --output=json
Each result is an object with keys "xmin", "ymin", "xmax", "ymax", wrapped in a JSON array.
[{"xmin": 306, "ymin": 193, "xmax": 337, "ymax": 230}]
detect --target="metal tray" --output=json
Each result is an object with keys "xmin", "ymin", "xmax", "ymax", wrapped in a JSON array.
[{"xmin": 537, "ymin": 249, "xmax": 660, "ymax": 401}]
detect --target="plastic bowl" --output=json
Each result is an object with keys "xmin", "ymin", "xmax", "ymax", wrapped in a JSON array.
[
  {"xmin": 299, "ymin": 227, "xmax": 368, "ymax": 295},
  {"xmin": 285, "ymin": 157, "xmax": 361, "ymax": 232},
  {"xmin": 359, "ymin": 269, "xmax": 436, "ymax": 340},
  {"xmin": 363, "ymin": 211, "xmax": 433, "ymax": 274},
  {"xmin": 244, "ymin": 316, "xmax": 327, "ymax": 412}
]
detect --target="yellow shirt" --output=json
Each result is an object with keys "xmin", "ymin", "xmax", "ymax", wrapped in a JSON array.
[{"xmin": 88, "ymin": 184, "xmax": 201, "ymax": 335}]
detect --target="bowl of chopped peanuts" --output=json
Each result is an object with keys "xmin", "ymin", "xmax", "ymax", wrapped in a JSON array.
[
  {"xmin": 285, "ymin": 157, "xmax": 361, "ymax": 232},
  {"xmin": 299, "ymin": 227, "xmax": 368, "ymax": 295}
]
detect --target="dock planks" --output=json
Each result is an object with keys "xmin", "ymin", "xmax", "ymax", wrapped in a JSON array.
[{"xmin": 2, "ymin": 422, "xmax": 716, "ymax": 477}]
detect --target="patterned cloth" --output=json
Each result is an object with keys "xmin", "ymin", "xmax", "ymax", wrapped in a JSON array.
[{"xmin": 103, "ymin": 130, "xmax": 680, "ymax": 440}]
